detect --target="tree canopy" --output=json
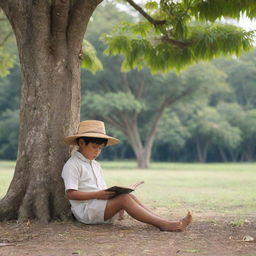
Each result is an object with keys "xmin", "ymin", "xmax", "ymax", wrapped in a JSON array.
[
  {"xmin": 103, "ymin": 0, "xmax": 255, "ymax": 73},
  {"xmin": 191, "ymin": 0, "xmax": 256, "ymax": 20}
]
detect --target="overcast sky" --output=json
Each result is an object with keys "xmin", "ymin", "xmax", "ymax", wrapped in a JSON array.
[
  {"xmin": 237, "ymin": 17, "xmax": 255, "ymax": 31},
  {"xmin": 233, "ymin": 16, "xmax": 255, "ymax": 44}
]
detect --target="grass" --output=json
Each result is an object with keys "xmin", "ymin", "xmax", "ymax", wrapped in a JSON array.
[
  {"xmin": 1, "ymin": 160, "xmax": 256, "ymax": 216},
  {"xmin": 0, "ymin": 161, "xmax": 15, "ymax": 197}
]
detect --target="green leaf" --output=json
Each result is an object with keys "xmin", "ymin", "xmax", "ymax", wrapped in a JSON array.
[
  {"xmin": 102, "ymin": 1, "xmax": 255, "ymax": 73},
  {"xmin": 145, "ymin": 1, "xmax": 159, "ymax": 10},
  {"xmin": 0, "ymin": 48, "xmax": 16, "ymax": 77},
  {"xmin": 81, "ymin": 40, "xmax": 103, "ymax": 74}
]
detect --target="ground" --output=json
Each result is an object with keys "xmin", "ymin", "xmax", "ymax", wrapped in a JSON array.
[{"xmin": 0, "ymin": 211, "xmax": 255, "ymax": 256}]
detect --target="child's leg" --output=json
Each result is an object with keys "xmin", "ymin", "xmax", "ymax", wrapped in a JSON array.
[
  {"xmin": 104, "ymin": 194, "xmax": 192, "ymax": 231},
  {"xmin": 117, "ymin": 194, "xmax": 160, "ymax": 220},
  {"xmin": 129, "ymin": 194, "xmax": 165, "ymax": 219}
]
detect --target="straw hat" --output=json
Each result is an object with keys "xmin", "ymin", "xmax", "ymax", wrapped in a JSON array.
[{"xmin": 64, "ymin": 120, "xmax": 120, "ymax": 146}]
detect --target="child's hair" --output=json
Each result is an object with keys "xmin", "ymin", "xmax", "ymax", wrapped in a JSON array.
[{"xmin": 76, "ymin": 137, "xmax": 108, "ymax": 147}]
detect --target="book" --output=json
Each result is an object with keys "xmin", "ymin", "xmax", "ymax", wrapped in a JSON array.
[{"xmin": 106, "ymin": 181, "xmax": 144, "ymax": 198}]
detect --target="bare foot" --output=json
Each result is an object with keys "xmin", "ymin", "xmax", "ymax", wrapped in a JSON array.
[
  {"xmin": 179, "ymin": 211, "xmax": 192, "ymax": 231},
  {"xmin": 160, "ymin": 211, "xmax": 192, "ymax": 232}
]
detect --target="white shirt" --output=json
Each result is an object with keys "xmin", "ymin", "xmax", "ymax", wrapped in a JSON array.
[{"xmin": 61, "ymin": 151, "xmax": 107, "ymax": 208}]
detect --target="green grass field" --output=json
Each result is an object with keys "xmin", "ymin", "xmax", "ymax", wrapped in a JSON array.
[{"xmin": 1, "ymin": 161, "xmax": 255, "ymax": 216}]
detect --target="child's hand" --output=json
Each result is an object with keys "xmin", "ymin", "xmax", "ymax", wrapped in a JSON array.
[{"xmin": 96, "ymin": 190, "xmax": 115, "ymax": 200}]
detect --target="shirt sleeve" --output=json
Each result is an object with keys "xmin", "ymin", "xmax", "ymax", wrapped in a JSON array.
[{"xmin": 61, "ymin": 161, "xmax": 80, "ymax": 191}]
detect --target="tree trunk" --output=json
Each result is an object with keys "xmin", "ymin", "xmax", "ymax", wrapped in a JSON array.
[
  {"xmin": 196, "ymin": 137, "xmax": 208, "ymax": 162},
  {"xmin": 135, "ymin": 147, "xmax": 151, "ymax": 169},
  {"xmin": 218, "ymin": 147, "xmax": 228, "ymax": 162},
  {"xmin": 241, "ymin": 144, "xmax": 255, "ymax": 162},
  {"xmin": 0, "ymin": 0, "xmax": 102, "ymax": 223},
  {"xmin": 228, "ymin": 149, "xmax": 240, "ymax": 162},
  {"xmin": 124, "ymin": 119, "xmax": 152, "ymax": 168}
]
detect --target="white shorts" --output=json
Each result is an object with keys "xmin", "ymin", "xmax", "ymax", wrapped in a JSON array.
[{"xmin": 71, "ymin": 199, "xmax": 109, "ymax": 224}]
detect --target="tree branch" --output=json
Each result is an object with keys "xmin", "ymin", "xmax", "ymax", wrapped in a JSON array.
[
  {"xmin": 160, "ymin": 35, "xmax": 193, "ymax": 48},
  {"xmin": 145, "ymin": 99, "xmax": 169, "ymax": 150},
  {"xmin": 132, "ymin": 72, "xmax": 145, "ymax": 99},
  {"xmin": 121, "ymin": 73, "xmax": 133, "ymax": 93},
  {"xmin": 125, "ymin": 0, "xmax": 193, "ymax": 48},
  {"xmin": 0, "ymin": 1, "xmax": 7, "ymax": 11},
  {"xmin": 67, "ymin": 0, "xmax": 103, "ymax": 55},
  {"xmin": 101, "ymin": 81, "xmax": 118, "ymax": 93},
  {"xmin": 31, "ymin": 1, "xmax": 51, "ymax": 39},
  {"xmin": 125, "ymin": 0, "xmax": 165, "ymax": 26},
  {"xmin": 165, "ymin": 85, "xmax": 197, "ymax": 106},
  {"xmin": 50, "ymin": 0, "xmax": 70, "ymax": 57},
  {"xmin": 145, "ymin": 85, "xmax": 197, "ymax": 150},
  {"xmin": 104, "ymin": 116, "xmax": 128, "ymax": 135},
  {"xmin": 28, "ymin": 1, "xmax": 51, "ymax": 60}
]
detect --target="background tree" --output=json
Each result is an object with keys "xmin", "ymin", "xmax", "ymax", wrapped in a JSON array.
[
  {"xmin": 153, "ymin": 110, "xmax": 190, "ymax": 161},
  {"xmin": 214, "ymin": 50, "xmax": 256, "ymax": 110},
  {"xmin": 213, "ymin": 50, "xmax": 256, "ymax": 161},
  {"xmin": 0, "ymin": 0, "xmax": 254, "ymax": 222},
  {"xmin": 187, "ymin": 106, "xmax": 241, "ymax": 162},
  {"xmin": 217, "ymin": 102, "xmax": 256, "ymax": 161},
  {"xmin": 82, "ymin": 62, "xmax": 228, "ymax": 167}
]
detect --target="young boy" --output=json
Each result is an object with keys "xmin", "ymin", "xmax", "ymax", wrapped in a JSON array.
[{"xmin": 62, "ymin": 120, "xmax": 192, "ymax": 231}]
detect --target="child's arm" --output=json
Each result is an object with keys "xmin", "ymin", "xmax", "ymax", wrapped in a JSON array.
[{"xmin": 66, "ymin": 189, "xmax": 115, "ymax": 201}]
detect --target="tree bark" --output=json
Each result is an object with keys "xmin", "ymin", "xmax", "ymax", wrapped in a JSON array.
[
  {"xmin": 196, "ymin": 137, "xmax": 208, "ymax": 162},
  {"xmin": 228, "ymin": 149, "xmax": 240, "ymax": 162},
  {"xmin": 123, "ymin": 118, "xmax": 151, "ymax": 168},
  {"xmin": 136, "ymin": 147, "xmax": 151, "ymax": 169},
  {"xmin": 0, "ymin": 0, "xmax": 102, "ymax": 223},
  {"xmin": 218, "ymin": 146, "xmax": 228, "ymax": 162}
]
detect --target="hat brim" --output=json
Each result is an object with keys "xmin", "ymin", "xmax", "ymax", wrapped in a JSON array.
[{"xmin": 64, "ymin": 132, "xmax": 120, "ymax": 146}]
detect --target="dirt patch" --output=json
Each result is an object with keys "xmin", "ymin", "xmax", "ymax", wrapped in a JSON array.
[{"xmin": 0, "ymin": 213, "xmax": 255, "ymax": 256}]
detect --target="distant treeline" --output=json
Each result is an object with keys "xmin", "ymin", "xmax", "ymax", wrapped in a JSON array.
[{"xmin": 0, "ymin": 4, "xmax": 256, "ymax": 163}]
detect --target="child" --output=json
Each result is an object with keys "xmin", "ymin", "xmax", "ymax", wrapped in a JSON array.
[{"xmin": 62, "ymin": 120, "xmax": 192, "ymax": 231}]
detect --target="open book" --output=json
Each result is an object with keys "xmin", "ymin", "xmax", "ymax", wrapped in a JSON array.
[{"xmin": 106, "ymin": 181, "xmax": 144, "ymax": 198}]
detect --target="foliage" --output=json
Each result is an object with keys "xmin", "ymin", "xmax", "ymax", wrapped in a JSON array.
[
  {"xmin": 103, "ymin": 0, "xmax": 255, "ymax": 72},
  {"xmin": 103, "ymin": 23, "xmax": 254, "ymax": 73},
  {"xmin": 190, "ymin": 107, "xmax": 241, "ymax": 149},
  {"xmin": 0, "ymin": 65, "xmax": 20, "ymax": 159},
  {"xmin": 217, "ymin": 102, "xmax": 256, "ymax": 160},
  {"xmin": 0, "ymin": 48, "xmax": 16, "ymax": 77},
  {"xmin": 155, "ymin": 111, "xmax": 190, "ymax": 150},
  {"xmin": 0, "ymin": 109, "xmax": 19, "ymax": 159},
  {"xmin": 0, "ymin": 13, "xmax": 16, "ymax": 77},
  {"xmin": 81, "ymin": 40, "xmax": 103, "ymax": 74},
  {"xmin": 191, "ymin": 0, "xmax": 256, "ymax": 20},
  {"xmin": 83, "ymin": 91, "xmax": 145, "ymax": 115},
  {"xmin": 0, "ymin": 66, "xmax": 20, "ymax": 112}
]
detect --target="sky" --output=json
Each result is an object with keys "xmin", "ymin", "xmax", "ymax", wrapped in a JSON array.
[
  {"xmin": 237, "ymin": 17, "xmax": 255, "ymax": 31},
  {"xmin": 232, "ymin": 16, "xmax": 256, "ymax": 43}
]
